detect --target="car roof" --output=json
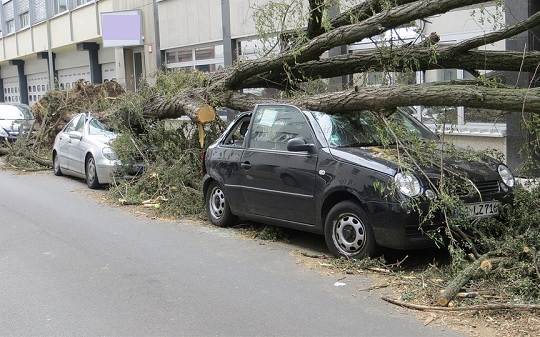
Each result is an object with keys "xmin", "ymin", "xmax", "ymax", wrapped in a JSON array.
[{"xmin": 0, "ymin": 103, "xmax": 34, "ymax": 120}]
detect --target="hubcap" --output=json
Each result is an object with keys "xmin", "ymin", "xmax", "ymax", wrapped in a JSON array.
[
  {"xmin": 209, "ymin": 187, "xmax": 225, "ymax": 219},
  {"xmin": 87, "ymin": 158, "xmax": 96, "ymax": 184},
  {"xmin": 333, "ymin": 214, "xmax": 366, "ymax": 255}
]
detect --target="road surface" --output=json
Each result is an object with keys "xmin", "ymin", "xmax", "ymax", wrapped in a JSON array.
[{"xmin": 0, "ymin": 169, "xmax": 463, "ymax": 336}]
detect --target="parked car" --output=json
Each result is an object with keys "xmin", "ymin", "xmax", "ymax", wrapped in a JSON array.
[
  {"xmin": 52, "ymin": 113, "xmax": 143, "ymax": 189},
  {"xmin": 0, "ymin": 103, "xmax": 35, "ymax": 143},
  {"xmin": 202, "ymin": 104, "xmax": 515, "ymax": 259}
]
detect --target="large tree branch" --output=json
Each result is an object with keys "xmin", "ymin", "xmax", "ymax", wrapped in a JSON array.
[
  {"xmin": 329, "ymin": 0, "xmax": 418, "ymax": 32},
  {"xmin": 239, "ymin": 10, "xmax": 540, "ymax": 89},
  {"xmin": 143, "ymin": 82, "xmax": 540, "ymax": 119},
  {"xmin": 240, "ymin": 48, "xmax": 540, "ymax": 89},
  {"xmin": 218, "ymin": 0, "xmax": 489, "ymax": 90}
]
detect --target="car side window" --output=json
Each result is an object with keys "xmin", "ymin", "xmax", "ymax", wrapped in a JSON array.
[
  {"xmin": 64, "ymin": 115, "xmax": 82, "ymax": 132},
  {"xmin": 74, "ymin": 115, "xmax": 85, "ymax": 132},
  {"xmin": 249, "ymin": 106, "xmax": 312, "ymax": 151},
  {"xmin": 224, "ymin": 118, "xmax": 250, "ymax": 148}
]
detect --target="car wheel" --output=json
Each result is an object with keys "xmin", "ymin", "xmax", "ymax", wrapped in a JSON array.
[
  {"xmin": 205, "ymin": 181, "xmax": 238, "ymax": 227},
  {"xmin": 53, "ymin": 152, "xmax": 63, "ymax": 176},
  {"xmin": 324, "ymin": 201, "xmax": 380, "ymax": 259},
  {"xmin": 85, "ymin": 155, "xmax": 101, "ymax": 189}
]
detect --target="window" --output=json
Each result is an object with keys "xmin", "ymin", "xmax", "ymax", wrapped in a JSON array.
[
  {"xmin": 6, "ymin": 20, "xmax": 14, "ymax": 34},
  {"xmin": 53, "ymin": 0, "xmax": 68, "ymax": 15},
  {"xmin": 224, "ymin": 118, "xmax": 251, "ymax": 148},
  {"xmin": 74, "ymin": 0, "xmax": 93, "ymax": 8},
  {"xmin": 249, "ymin": 105, "xmax": 311, "ymax": 151},
  {"xmin": 166, "ymin": 45, "xmax": 223, "ymax": 73},
  {"xmin": 19, "ymin": 12, "xmax": 29, "ymax": 28},
  {"xmin": 17, "ymin": 0, "xmax": 29, "ymax": 28}
]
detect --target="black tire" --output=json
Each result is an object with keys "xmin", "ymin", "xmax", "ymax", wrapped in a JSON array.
[
  {"xmin": 324, "ymin": 200, "xmax": 380, "ymax": 259},
  {"xmin": 53, "ymin": 152, "xmax": 63, "ymax": 176},
  {"xmin": 205, "ymin": 181, "xmax": 238, "ymax": 227},
  {"xmin": 85, "ymin": 155, "xmax": 101, "ymax": 189}
]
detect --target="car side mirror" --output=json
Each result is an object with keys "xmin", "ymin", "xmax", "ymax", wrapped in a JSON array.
[
  {"xmin": 68, "ymin": 131, "xmax": 83, "ymax": 140},
  {"xmin": 287, "ymin": 137, "xmax": 316, "ymax": 153}
]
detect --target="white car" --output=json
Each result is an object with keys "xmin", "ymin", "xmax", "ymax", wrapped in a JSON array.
[
  {"xmin": 52, "ymin": 113, "xmax": 142, "ymax": 189},
  {"xmin": 0, "ymin": 103, "xmax": 35, "ymax": 143}
]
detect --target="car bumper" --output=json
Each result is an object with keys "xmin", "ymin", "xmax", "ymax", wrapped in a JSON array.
[
  {"xmin": 96, "ymin": 159, "xmax": 144, "ymax": 184},
  {"xmin": 368, "ymin": 192, "xmax": 512, "ymax": 250}
]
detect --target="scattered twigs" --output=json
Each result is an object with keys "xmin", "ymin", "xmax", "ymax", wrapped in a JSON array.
[
  {"xmin": 437, "ymin": 253, "xmax": 490, "ymax": 307},
  {"xmin": 382, "ymin": 296, "xmax": 540, "ymax": 312},
  {"xmin": 450, "ymin": 224, "xmax": 481, "ymax": 259},
  {"xmin": 0, "ymin": 146, "xmax": 52, "ymax": 168},
  {"xmin": 359, "ymin": 284, "xmax": 391, "ymax": 292}
]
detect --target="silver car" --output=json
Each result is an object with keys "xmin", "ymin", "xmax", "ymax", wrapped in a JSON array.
[
  {"xmin": 52, "ymin": 113, "xmax": 141, "ymax": 189},
  {"xmin": 0, "ymin": 103, "xmax": 35, "ymax": 143}
]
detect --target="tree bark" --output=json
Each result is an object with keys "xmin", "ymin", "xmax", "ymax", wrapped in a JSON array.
[{"xmin": 143, "ymin": 81, "xmax": 540, "ymax": 119}]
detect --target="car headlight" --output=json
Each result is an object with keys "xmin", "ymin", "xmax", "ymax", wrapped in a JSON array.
[
  {"xmin": 498, "ymin": 164, "xmax": 515, "ymax": 188},
  {"xmin": 102, "ymin": 147, "xmax": 118, "ymax": 161},
  {"xmin": 0, "ymin": 128, "xmax": 8, "ymax": 137},
  {"xmin": 394, "ymin": 172, "xmax": 422, "ymax": 197}
]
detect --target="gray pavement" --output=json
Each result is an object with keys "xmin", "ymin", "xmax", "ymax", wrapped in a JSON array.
[{"xmin": 0, "ymin": 169, "xmax": 464, "ymax": 336}]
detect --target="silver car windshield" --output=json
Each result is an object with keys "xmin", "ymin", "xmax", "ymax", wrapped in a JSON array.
[{"xmin": 88, "ymin": 118, "xmax": 115, "ymax": 136}]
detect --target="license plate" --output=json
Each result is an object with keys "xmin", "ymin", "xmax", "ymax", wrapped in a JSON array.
[{"xmin": 466, "ymin": 202, "xmax": 499, "ymax": 218}]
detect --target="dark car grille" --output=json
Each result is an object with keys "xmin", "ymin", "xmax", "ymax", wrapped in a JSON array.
[
  {"xmin": 428, "ymin": 178, "xmax": 501, "ymax": 197},
  {"xmin": 473, "ymin": 180, "xmax": 500, "ymax": 195}
]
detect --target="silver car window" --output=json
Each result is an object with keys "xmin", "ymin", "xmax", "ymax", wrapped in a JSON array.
[{"xmin": 64, "ymin": 114, "xmax": 83, "ymax": 132}]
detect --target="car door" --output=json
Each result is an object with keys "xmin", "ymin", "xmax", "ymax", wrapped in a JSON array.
[
  {"xmin": 56, "ymin": 114, "xmax": 83, "ymax": 171},
  {"xmin": 210, "ymin": 116, "xmax": 251, "ymax": 213},
  {"xmin": 66, "ymin": 114, "xmax": 86, "ymax": 174},
  {"xmin": 239, "ymin": 105, "xmax": 318, "ymax": 225}
]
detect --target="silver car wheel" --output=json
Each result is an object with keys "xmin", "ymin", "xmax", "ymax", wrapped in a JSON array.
[
  {"xmin": 86, "ymin": 156, "xmax": 100, "ymax": 189},
  {"xmin": 53, "ymin": 153, "xmax": 63, "ymax": 176},
  {"xmin": 333, "ymin": 213, "xmax": 366, "ymax": 255},
  {"xmin": 209, "ymin": 185, "xmax": 226, "ymax": 220}
]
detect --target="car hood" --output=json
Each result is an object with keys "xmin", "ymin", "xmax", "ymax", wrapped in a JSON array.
[
  {"xmin": 87, "ymin": 133, "xmax": 117, "ymax": 146},
  {"xmin": 328, "ymin": 146, "xmax": 501, "ymax": 182}
]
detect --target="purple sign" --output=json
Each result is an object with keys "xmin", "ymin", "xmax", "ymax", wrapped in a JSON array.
[{"xmin": 101, "ymin": 10, "xmax": 143, "ymax": 47}]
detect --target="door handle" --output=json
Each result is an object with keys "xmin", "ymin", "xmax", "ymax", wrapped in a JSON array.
[{"xmin": 241, "ymin": 162, "xmax": 251, "ymax": 169}]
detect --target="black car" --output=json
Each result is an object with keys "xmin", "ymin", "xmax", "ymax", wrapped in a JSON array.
[{"xmin": 202, "ymin": 104, "xmax": 514, "ymax": 259}]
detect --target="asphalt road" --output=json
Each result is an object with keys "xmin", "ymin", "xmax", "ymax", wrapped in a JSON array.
[{"xmin": 0, "ymin": 169, "xmax": 464, "ymax": 337}]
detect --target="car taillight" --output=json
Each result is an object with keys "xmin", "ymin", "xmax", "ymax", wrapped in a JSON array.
[{"xmin": 201, "ymin": 150, "xmax": 207, "ymax": 176}]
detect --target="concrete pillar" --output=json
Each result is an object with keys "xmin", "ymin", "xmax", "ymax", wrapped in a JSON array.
[
  {"xmin": 10, "ymin": 60, "xmax": 28, "ymax": 105},
  {"xmin": 77, "ymin": 42, "xmax": 102, "ymax": 84},
  {"xmin": 221, "ymin": 0, "xmax": 233, "ymax": 67}
]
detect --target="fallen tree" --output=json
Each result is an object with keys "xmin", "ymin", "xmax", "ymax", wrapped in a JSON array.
[{"xmin": 141, "ymin": 0, "xmax": 540, "ymax": 121}]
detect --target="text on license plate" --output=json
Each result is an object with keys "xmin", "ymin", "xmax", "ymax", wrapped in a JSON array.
[{"xmin": 466, "ymin": 202, "xmax": 499, "ymax": 218}]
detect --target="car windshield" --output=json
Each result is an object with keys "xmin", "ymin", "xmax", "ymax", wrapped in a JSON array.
[
  {"xmin": 88, "ymin": 118, "xmax": 115, "ymax": 136},
  {"xmin": 311, "ymin": 108, "xmax": 438, "ymax": 148},
  {"xmin": 0, "ymin": 105, "xmax": 34, "ymax": 120}
]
